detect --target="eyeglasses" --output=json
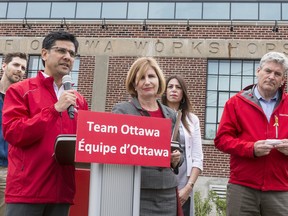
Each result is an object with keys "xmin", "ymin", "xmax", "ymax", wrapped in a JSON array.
[{"xmin": 50, "ymin": 46, "xmax": 77, "ymax": 58}]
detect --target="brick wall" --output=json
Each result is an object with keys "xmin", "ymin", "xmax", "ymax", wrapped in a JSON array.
[
  {"xmin": 78, "ymin": 56, "xmax": 95, "ymax": 107},
  {"xmin": 2, "ymin": 22, "xmax": 282, "ymax": 178}
]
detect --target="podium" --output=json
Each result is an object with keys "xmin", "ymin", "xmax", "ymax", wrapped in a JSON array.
[
  {"xmin": 89, "ymin": 163, "xmax": 141, "ymax": 216},
  {"xmin": 54, "ymin": 111, "xmax": 172, "ymax": 216},
  {"xmin": 54, "ymin": 134, "xmax": 76, "ymax": 165},
  {"xmin": 54, "ymin": 134, "xmax": 141, "ymax": 216}
]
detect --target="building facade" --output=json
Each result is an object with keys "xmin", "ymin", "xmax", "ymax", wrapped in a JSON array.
[{"xmin": 1, "ymin": 0, "xmax": 288, "ymax": 202}]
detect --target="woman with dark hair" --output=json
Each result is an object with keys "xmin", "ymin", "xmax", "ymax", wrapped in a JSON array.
[{"xmin": 162, "ymin": 75, "xmax": 203, "ymax": 216}]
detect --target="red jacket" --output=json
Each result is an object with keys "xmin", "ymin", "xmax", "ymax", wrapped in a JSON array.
[
  {"xmin": 214, "ymin": 85, "xmax": 288, "ymax": 191},
  {"xmin": 2, "ymin": 71, "xmax": 88, "ymax": 204}
]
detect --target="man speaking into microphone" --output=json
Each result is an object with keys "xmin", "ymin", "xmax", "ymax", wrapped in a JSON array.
[{"xmin": 2, "ymin": 31, "xmax": 88, "ymax": 216}]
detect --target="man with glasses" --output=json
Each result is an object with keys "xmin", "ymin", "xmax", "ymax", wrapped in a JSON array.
[
  {"xmin": 2, "ymin": 31, "xmax": 88, "ymax": 216},
  {"xmin": 0, "ymin": 52, "xmax": 27, "ymax": 216}
]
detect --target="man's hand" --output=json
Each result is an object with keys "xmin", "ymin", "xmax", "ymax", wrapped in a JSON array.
[
  {"xmin": 254, "ymin": 140, "xmax": 274, "ymax": 157},
  {"xmin": 275, "ymin": 139, "xmax": 288, "ymax": 156},
  {"xmin": 54, "ymin": 90, "xmax": 76, "ymax": 112}
]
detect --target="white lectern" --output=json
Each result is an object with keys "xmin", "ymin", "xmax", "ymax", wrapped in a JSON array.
[
  {"xmin": 89, "ymin": 164, "xmax": 140, "ymax": 216},
  {"xmin": 54, "ymin": 135, "xmax": 141, "ymax": 216}
]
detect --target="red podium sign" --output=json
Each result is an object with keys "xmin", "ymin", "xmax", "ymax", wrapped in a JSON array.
[{"xmin": 75, "ymin": 110, "xmax": 172, "ymax": 167}]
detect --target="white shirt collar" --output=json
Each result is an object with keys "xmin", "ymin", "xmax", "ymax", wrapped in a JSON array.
[{"xmin": 41, "ymin": 71, "xmax": 64, "ymax": 100}]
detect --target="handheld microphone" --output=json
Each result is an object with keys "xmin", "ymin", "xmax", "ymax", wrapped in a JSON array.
[{"xmin": 62, "ymin": 75, "xmax": 74, "ymax": 119}]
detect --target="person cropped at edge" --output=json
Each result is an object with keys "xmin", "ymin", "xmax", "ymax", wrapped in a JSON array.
[
  {"xmin": 214, "ymin": 51, "xmax": 288, "ymax": 216},
  {"xmin": 2, "ymin": 31, "xmax": 88, "ymax": 216},
  {"xmin": 0, "ymin": 52, "xmax": 27, "ymax": 216},
  {"xmin": 112, "ymin": 57, "xmax": 183, "ymax": 216},
  {"xmin": 162, "ymin": 75, "xmax": 203, "ymax": 216}
]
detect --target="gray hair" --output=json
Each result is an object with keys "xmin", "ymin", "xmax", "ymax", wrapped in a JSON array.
[{"xmin": 259, "ymin": 52, "xmax": 288, "ymax": 75}]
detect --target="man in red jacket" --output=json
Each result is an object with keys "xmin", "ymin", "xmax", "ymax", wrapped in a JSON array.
[
  {"xmin": 2, "ymin": 31, "xmax": 88, "ymax": 216},
  {"xmin": 215, "ymin": 51, "xmax": 288, "ymax": 216},
  {"xmin": 0, "ymin": 52, "xmax": 27, "ymax": 216}
]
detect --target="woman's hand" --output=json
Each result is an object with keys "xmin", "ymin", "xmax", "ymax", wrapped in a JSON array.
[
  {"xmin": 179, "ymin": 185, "xmax": 192, "ymax": 206},
  {"xmin": 171, "ymin": 150, "xmax": 181, "ymax": 168}
]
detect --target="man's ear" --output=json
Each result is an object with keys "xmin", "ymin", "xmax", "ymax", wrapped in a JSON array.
[
  {"xmin": 1, "ymin": 63, "xmax": 7, "ymax": 72},
  {"xmin": 281, "ymin": 79, "xmax": 285, "ymax": 86},
  {"xmin": 41, "ymin": 48, "xmax": 48, "ymax": 62},
  {"xmin": 256, "ymin": 67, "xmax": 260, "ymax": 77}
]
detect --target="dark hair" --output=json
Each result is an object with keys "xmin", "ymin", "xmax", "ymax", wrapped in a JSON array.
[
  {"xmin": 162, "ymin": 75, "xmax": 193, "ymax": 134},
  {"xmin": 4, "ymin": 52, "xmax": 28, "ymax": 64},
  {"xmin": 41, "ymin": 31, "xmax": 79, "ymax": 66}
]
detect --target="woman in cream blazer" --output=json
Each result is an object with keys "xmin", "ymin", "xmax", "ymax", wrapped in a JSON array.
[{"xmin": 162, "ymin": 75, "xmax": 203, "ymax": 216}]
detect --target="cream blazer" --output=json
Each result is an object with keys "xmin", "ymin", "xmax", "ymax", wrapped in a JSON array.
[{"xmin": 182, "ymin": 113, "xmax": 203, "ymax": 176}]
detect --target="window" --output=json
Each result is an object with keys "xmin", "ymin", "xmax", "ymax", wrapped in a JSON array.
[
  {"xmin": 0, "ymin": 3, "xmax": 7, "ymax": 18},
  {"xmin": 128, "ymin": 2, "xmax": 148, "ymax": 19},
  {"xmin": 1, "ymin": 1, "xmax": 288, "ymax": 21},
  {"xmin": 28, "ymin": 56, "xmax": 80, "ymax": 90},
  {"xmin": 26, "ymin": 2, "xmax": 51, "ymax": 19},
  {"xmin": 203, "ymin": 3, "xmax": 229, "ymax": 20},
  {"xmin": 283, "ymin": 3, "xmax": 288, "ymax": 20},
  {"xmin": 148, "ymin": 2, "xmax": 175, "ymax": 19},
  {"xmin": 76, "ymin": 2, "xmax": 101, "ymax": 19},
  {"xmin": 259, "ymin": 3, "xmax": 281, "ymax": 20},
  {"xmin": 205, "ymin": 59, "xmax": 258, "ymax": 139},
  {"xmin": 7, "ymin": 2, "xmax": 26, "ymax": 19},
  {"xmin": 71, "ymin": 58, "xmax": 80, "ymax": 89},
  {"xmin": 28, "ymin": 56, "xmax": 44, "ymax": 78},
  {"xmin": 175, "ymin": 3, "xmax": 202, "ymax": 19},
  {"xmin": 51, "ymin": 2, "xmax": 76, "ymax": 19},
  {"xmin": 231, "ymin": 3, "xmax": 258, "ymax": 20},
  {"xmin": 102, "ymin": 2, "xmax": 127, "ymax": 19}
]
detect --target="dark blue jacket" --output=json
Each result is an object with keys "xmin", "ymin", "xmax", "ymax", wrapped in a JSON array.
[{"xmin": 0, "ymin": 94, "xmax": 8, "ymax": 166}]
